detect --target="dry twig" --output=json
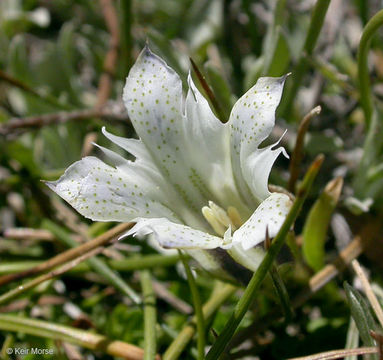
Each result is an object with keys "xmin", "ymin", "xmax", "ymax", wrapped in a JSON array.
[
  {"xmin": 352, "ymin": 259, "xmax": 383, "ymax": 328},
  {"xmin": 288, "ymin": 106, "xmax": 321, "ymax": 193},
  {"xmin": 293, "ymin": 236, "xmax": 364, "ymax": 307},
  {"xmin": 288, "ymin": 346, "xmax": 378, "ymax": 360},
  {"xmin": 96, "ymin": 0, "xmax": 120, "ymax": 108},
  {"xmin": 0, "ymin": 107, "xmax": 129, "ymax": 137},
  {"xmin": 0, "ymin": 247, "xmax": 104, "ymax": 305},
  {"xmin": 3, "ymin": 228, "xmax": 54, "ymax": 241},
  {"xmin": 0, "ymin": 223, "xmax": 133, "ymax": 287}
]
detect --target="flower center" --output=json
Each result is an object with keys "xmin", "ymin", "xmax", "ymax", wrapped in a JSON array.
[{"xmin": 201, "ymin": 201, "xmax": 244, "ymax": 240}]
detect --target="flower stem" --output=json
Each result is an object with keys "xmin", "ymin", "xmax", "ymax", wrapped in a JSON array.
[
  {"xmin": 43, "ymin": 220, "xmax": 141, "ymax": 304},
  {"xmin": 179, "ymin": 250, "xmax": 205, "ymax": 360},
  {"xmin": 357, "ymin": 9, "xmax": 383, "ymax": 127},
  {"xmin": 140, "ymin": 270, "xmax": 157, "ymax": 360},
  {"xmin": 278, "ymin": 0, "xmax": 331, "ymax": 119},
  {"xmin": 0, "ymin": 314, "xmax": 154, "ymax": 360},
  {"xmin": 206, "ymin": 154, "xmax": 324, "ymax": 360},
  {"xmin": 163, "ymin": 283, "xmax": 236, "ymax": 360}
]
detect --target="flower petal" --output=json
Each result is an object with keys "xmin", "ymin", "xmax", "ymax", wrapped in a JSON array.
[
  {"xmin": 184, "ymin": 76, "xmax": 247, "ymax": 213},
  {"xmin": 46, "ymin": 156, "xmax": 178, "ymax": 222},
  {"xmin": 124, "ymin": 218, "xmax": 224, "ymax": 249},
  {"xmin": 233, "ymin": 193, "xmax": 292, "ymax": 250},
  {"xmin": 242, "ymin": 139, "xmax": 288, "ymax": 201},
  {"xmin": 101, "ymin": 127, "xmax": 210, "ymax": 230},
  {"xmin": 227, "ymin": 243, "xmax": 265, "ymax": 272},
  {"xmin": 123, "ymin": 46, "xmax": 208, "ymax": 216},
  {"xmin": 123, "ymin": 47, "xmax": 253, "ymax": 223},
  {"xmin": 101, "ymin": 127, "xmax": 155, "ymax": 165},
  {"xmin": 229, "ymin": 76, "xmax": 287, "ymax": 204}
]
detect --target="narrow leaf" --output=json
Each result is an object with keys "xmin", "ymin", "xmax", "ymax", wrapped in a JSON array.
[{"xmin": 302, "ymin": 177, "xmax": 343, "ymax": 271}]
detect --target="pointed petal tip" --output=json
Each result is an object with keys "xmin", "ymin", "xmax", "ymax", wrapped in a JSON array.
[
  {"xmin": 43, "ymin": 180, "xmax": 55, "ymax": 188},
  {"xmin": 187, "ymin": 71, "xmax": 193, "ymax": 86},
  {"xmin": 277, "ymin": 73, "xmax": 289, "ymax": 85},
  {"xmin": 142, "ymin": 43, "xmax": 152, "ymax": 56}
]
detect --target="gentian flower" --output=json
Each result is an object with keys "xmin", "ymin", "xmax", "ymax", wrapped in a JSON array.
[{"xmin": 47, "ymin": 47, "xmax": 292, "ymax": 281}]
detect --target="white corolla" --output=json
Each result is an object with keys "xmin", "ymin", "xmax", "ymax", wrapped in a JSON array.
[{"xmin": 47, "ymin": 47, "xmax": 292, "ymax": 280}]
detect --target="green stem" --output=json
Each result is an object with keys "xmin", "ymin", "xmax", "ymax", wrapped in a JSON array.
[
  {"xmin": 0, "ymin": 254, "xmax": 181, "ymax": 275},
  {"xmin": 357, "ymin": 9, "xmax": 383, "ymax": 128},
  {"xmin": 163, "ymin": 283, "xmax": 237, "ymax": 360},
  {"xmin": 353, "ymin": 10, "xmax": 383, "ymax": 195},
  {"xmin": 140, "ymin": 270, "xmax": 157, "ymax": 360},
  {"xmin": 206, "ymin": 155, "xmax": 324, "ymax": 360},
  {"xmin": 0, "ymin": 248, "xmax": 101, "ymax": 306},
  {"xmin": 0, "ymin": 314, "xmax": 147, "ymax": 359},
  {"xmin": 179, "ymin": 251, "xmax": 205, "ymax": 360},
  {"xmin": 278, "ymin": 0, "xmax": 331, "ymax": 119},
  {"xmin": 108, "ymin": 254, "xmax": 181, "ymax": 271},
  {"xmin": 42, "ymin": 220, "xmax": 141, "ymax": 304},
  {"xmin": 270, "ymin": 265, "xmax": 294, "ymax": 322}
]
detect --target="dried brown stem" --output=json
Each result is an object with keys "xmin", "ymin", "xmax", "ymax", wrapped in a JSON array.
[
  {"xmin": 370, "ymin": 331, "xmax": 383, "ymax": 360},
  {"xmin": 0, "ymin": 247, "xmax": 104, "ymax": 305},
  {"xmin": 288, "ymin": 346, "xmax": 378, "ymax": 360},
  {"xmin": 288, "ymin": 106, "xmax": 322, "ymax": 193},
  {"xmin": 152, "ymin": 280, "xmax": 193, "ymax": 315},
  {"xmin": 190, "ymin": 57, "xmax": 226, "ymax": 123},
  {"xmin": 0, "ymin": 223, "xmax": 133, "ymax": 288},
  {"xmin": 352, "ymin": 259, "xmax": 383, "ymax": 328},
  {"xmin": 0, "ymin": 108, "xmax": 129, "ymax": 137},
  {"xmin": 293, "ymin": 236, "xmax": 363, "ymax": 307},
  {"xmin": 96, "ymin": 0, "xmax": 120, "ymax": 108},
  {"xmin": 3, "ymin": 228, "xmax": 54, "ymax": 241}
]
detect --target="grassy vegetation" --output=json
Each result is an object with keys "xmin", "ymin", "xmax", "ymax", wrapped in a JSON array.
[{"xmin": 1, "ymin": 1, "xmax": 383, "ymax": 359}]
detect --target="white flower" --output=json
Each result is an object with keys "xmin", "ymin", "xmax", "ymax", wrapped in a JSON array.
[{"xmin": 47, "ymin": 47, "xmax": 292, "ymax": 277}]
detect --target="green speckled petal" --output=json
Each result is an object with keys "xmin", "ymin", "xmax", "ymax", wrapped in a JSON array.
[
  {"xmin": 229, "ymin": 76, "xmax": 287, "ymax": 205},
  {"xmin": 123, "ymin": 46, "xmax": 208, "ymax": 220},
  {"xmin": 184, "ymin": 75, "xmax": 245, "ymax": 211},
  {"xmin": 233, "ymin": 193, "xmax": 292, "ymax": 250},
  {"xmin": 101, "ymin": 127, "xmax": 208, "ymax": 229},
  {"xmin": 124, "ymin": 218, "xmax": 224, "ymax": 249},
  {"xmin": 242, "ymin": 140, "xmax": 288, "ymax": 201},
  {"xmin": 46, "ymin": 156, "xmax": 178, "ymax": 222}
]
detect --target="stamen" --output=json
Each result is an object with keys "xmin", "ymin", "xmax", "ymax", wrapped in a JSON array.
[
  {"xmin": 202, "ymin": 202, "xmax": 242, "ymax": 248},
  {"xmin": 202, "ymin": 206, "xmax": 226, "ymax": 236},
  {"xmin": 227, "ymin": 206, "xmax": 243, "ymax": 228},
  {"xmin": 208, "ymin": 201, "xmax": 232, "ymax": 228}
]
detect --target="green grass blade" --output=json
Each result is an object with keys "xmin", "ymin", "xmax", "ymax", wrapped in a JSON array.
[{"xmin": 205, "ymin": 155, "xmax": 324, "ymax": 360}]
